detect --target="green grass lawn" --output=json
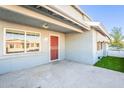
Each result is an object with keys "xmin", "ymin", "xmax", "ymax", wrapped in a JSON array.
[{"xmin": 94, "ymin": 56, "xmax": 124, "ymax": 73}]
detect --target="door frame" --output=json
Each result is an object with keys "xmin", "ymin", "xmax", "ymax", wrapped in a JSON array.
[{"xmin": 49, "ymin": 34, "xmax": 60, "ymax": 62}]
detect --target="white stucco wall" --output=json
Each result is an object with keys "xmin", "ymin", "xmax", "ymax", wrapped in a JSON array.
[
  {"xmin": 65, "ymin": 30, "xmax": 94, "ymax": 65},
  {"xmin": 0, "ymin": 20, "xmax": 65, "ymax": 74},
  {"xmin": 65, "ymin": 28, "xmax": 109, "ymax": 65},
  {"xmin": 92, "ymin": 29, "xmax": 109, "ymax": 63}
]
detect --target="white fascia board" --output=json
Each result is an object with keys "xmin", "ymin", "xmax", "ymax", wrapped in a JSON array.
[
  {"xmin": 86, "ymin": 22, "xmax": 111, "ymax": 40},
  {"xmin": 0, "ymin": 5, "xmax": 84, "ymax": 33},
  {"xmin": 98, "ymin": 23, "xmax": 111, "ymax": 40},
  {"xmin": 42, "ymin": 5, "xmax": 90, "ymax": 31}
]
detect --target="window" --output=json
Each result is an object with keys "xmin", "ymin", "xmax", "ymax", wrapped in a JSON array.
[
  {"xmin": 5, "ymin": 28, "xmax": 41, "ymax": 54},
  {"xmin": 26, "ymin": 32, "xmax": 40, "ymax": 52},
  {"xmin": 102, "ymin": 42, "xmax": 104, "ymax": 49},
  {"xmin": 97, "ymin": 42, "xmax": 100, "ymax": 51},
  {"xmin": 97, "ymin": 42, "xmax": 104, "ymax": 51},
  {"xmin": 6, "ymin": 29, "xmax": 25, "ymax": 54}
]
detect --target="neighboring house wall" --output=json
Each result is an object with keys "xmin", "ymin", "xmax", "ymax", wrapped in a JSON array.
[
  {"xmin": 65, "ymin": 30, "xmax": 94, "ymax": 65},
  {"xmin": 0, "ymin": 20, "xmax": 65, "ymax": 74},
  {"xmin": 108, "ymin": 50, "xmax": 124, "ymax": 58}
]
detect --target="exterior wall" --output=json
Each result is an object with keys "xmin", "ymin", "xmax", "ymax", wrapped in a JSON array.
[
  {"xmin": 65, "ymin": 28, "xmax": 109, "ymax": 65},
  {"xmin": 92, "ymin": 29, "xmax": 109, "ymax": 63},
  {"xmin": 65, "ymin": 30, "xmax": 94, "ymax": 65},
  {"xmin": 0, "ymin": 6, "xmax": 109, "ymax": 74},
  {"xmin": 0, "ymin": 20, "xmax": 65, "ymax": 74}
]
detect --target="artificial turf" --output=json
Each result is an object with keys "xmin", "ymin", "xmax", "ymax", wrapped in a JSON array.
[{"xmin": 94, "ymin": 56, "xmax": 124, "ymax": 73}]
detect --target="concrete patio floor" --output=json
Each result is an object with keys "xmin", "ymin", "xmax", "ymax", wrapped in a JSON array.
[{"xmin": 0, "ymin": 60, "xmax": 124, "ymax": 88}]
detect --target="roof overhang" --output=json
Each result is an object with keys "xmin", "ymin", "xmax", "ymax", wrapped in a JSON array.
[
  {"xmin": 0, "ymin": 5, "xmax": 86, "ymax": 33},
  {"xmin": 86, "ymin": 22, "xmax": 111, "ymax": 40},
  {"xmin": 41, "ymin": 5, "xmax": 90, "ymax": 31},
  {"xmin": 72, "ymin": 5, "xmax": 92, "ymax": 21}
]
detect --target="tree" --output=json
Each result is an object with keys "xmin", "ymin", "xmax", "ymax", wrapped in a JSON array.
[{"xmin": 110, "ymin": 27, "xmax": 124, "ymax": 49}]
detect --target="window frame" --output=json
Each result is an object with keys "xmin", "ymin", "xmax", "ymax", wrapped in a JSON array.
[
  {"xmin": 101, "ymin": 42, "xmax": 103, "ymax": 50},
  {"xmin": 97, "ymin": 41, "xmax": 101, "ymax": 51},
  {"xmin": 97, "ymin": 41, "xmax": 104, "ymax": 51},
  {"xmin": 4, "ymin": 28, "xmax": 41, "ymax": 55},
  {"xmin": 26, "ymin": 31, "xmax": 41, "ymax": 53}
]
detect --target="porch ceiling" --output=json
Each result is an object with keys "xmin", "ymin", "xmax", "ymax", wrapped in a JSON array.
[{"xmin": 0, "ymin": 8, "xmax": 74, "ymax": 33}]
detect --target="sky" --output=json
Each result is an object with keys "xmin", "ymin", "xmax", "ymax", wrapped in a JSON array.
[{"xmin": 80, "ymin": 5, "xmax": 124, "ymax": 34}]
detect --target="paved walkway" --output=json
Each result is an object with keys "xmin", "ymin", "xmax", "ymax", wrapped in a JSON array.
[{"xmin": 0, "ymin": 60, "xmax": 124, "ymax": 88}]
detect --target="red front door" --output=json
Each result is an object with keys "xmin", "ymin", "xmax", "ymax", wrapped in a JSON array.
[{"xmin": 50, "ymin": 36, "xmax": 58, "ymax": 61}]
